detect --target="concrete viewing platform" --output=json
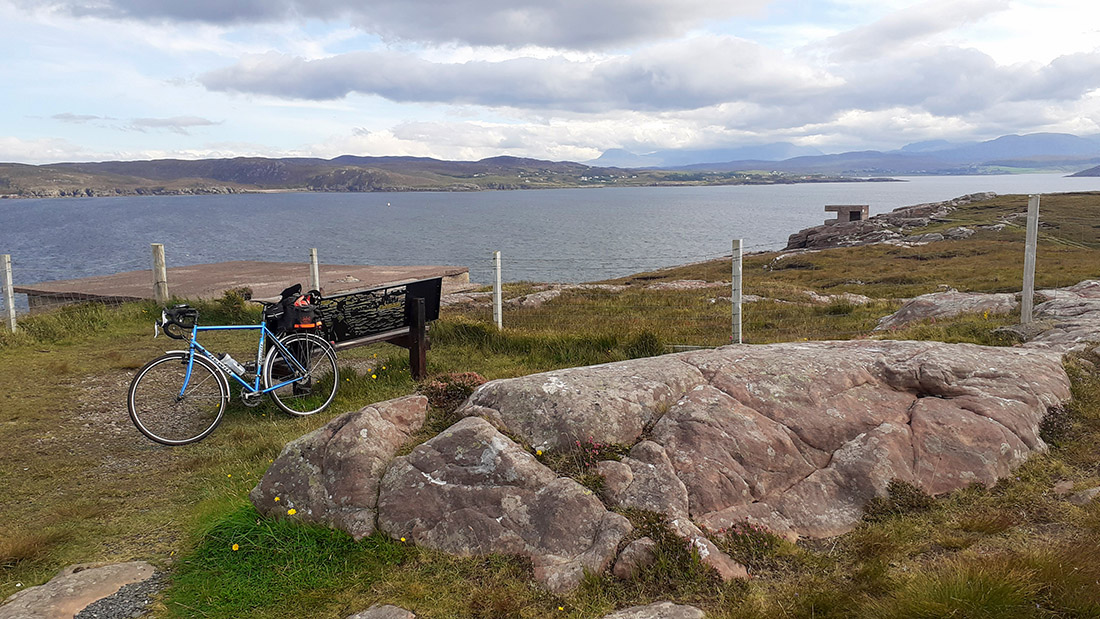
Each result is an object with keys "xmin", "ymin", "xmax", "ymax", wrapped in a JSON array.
[{"xmin": 14, "ymin": 261, "xmax": 471, "ymax": 307}]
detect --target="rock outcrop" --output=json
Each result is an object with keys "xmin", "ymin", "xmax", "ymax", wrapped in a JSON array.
[
  {"xmin": 376, "ymin": 416, "xmax": 632, "ymax": 593},
  {"xmin": 873, "ymin": 280, "xmax": 1100, "ymax": 351},
  {"xmin": 347, "ymin": 605, "xmax": 416, "ymax": 619},
  {"xmin": 254, "ymin": 336, "xmax": 1074, "ymax": 592},
  {"xmin": 875, "ymin": 290, "xmax": 1018, "ymax": 330},
  {"xmin": 459, "ymin": 340, "xmax": 1069, "ymax": 538},
  {"xmin": 601, "ymin": 602, "xmax": 705, "ymax": 619},
  {"xmin": 1023, "ymin": 280, "xmax": 1100, "ymax": 352},
  {"xmin": 785, "ymin": 193, "xmax": 996, "ymax": 250},
  {"xmin": 0, "ymin": 562, "xmax": 156, "ymax": 619},
  {"xmin": 251, "ymin": 395, "xmax": 428, "ymax": 539}
]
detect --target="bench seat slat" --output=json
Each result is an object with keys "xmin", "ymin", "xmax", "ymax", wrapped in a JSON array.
[{"xmin": 330, "ymin": 326, "xmax": 410, "ymax": 351}]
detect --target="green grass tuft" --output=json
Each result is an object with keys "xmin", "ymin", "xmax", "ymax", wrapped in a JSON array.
[
  {"xmin": 166, "ymin": 505, "xmax": 407, "ymax": 618},
  {"xmin": 871, "ymin": 557, "xmax": 1040, "ymax": 619}
]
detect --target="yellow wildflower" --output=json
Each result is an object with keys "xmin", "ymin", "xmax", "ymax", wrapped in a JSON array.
[
  {"xmin": 372, "ymin": 374, "xmax": 377, "ymax": 379},
  {"xmin": 274, "ymin": 497, "xmax": 280, "ymax": 502},
  {"xmin": 287, "ymin": 508, "xmax": 297, "ymax": 515},
  {"xmin": 231, "ymin": 543, "xmax": 239, "ymax": 551}
]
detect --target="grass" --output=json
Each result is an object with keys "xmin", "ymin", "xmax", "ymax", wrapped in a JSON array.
[{"xmin": 1, "ymin": 192, "xmax": 1099, "ymax": 617}]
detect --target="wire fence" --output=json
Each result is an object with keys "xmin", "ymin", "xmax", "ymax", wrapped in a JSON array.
[
  {"xmin": 2, "ymin": 241, "xmax": 898, "ymax": 347},
  {"xmin": 6, "ymin": 193, "xmax": 1089, "ymax": 343}
]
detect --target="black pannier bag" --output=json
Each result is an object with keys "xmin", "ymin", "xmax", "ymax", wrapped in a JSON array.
[{"xmin": 264, "ymin": 284, "xmax": 322, "ymax": 336}]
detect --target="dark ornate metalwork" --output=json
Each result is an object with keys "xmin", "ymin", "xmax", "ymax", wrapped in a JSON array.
[{"xmin": 316, "ymin": 277, "xmax": 442, "ymax": 344}]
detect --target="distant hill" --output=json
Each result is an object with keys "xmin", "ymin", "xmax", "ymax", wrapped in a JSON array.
[
  {"xmin": 589, "ymin": 142, "xmax": 824, "ymax": 167},
  {"xmin": 665, "ymin": 133, "xmax": 1100, "ymax": 174},
  {"xmin": 0, "ymin": 156, "xmax": 871, "ymax": 199},
  {"xmin": 6, "ymin": 132, "xmax": 1100, "ymax": 199},
  {"xmin": 1071, "ymin": 165, "xmax": 1100, "ymax": 177}
]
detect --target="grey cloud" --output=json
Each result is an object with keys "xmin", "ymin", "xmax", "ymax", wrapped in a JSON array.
[
  {"xmin": 129, "ymin": 116, "xmax": 221, "ymax": 134},
  {"xmin": 837, "ymin": 45, "xmax": 1100, "ymax": 118},
  {"xmin": 201, "ymin": 37, "xmax": 829, "ymax": 112},
  {"xmin": 825, "ymin": 0, "xmax": 1010, "ymax": 60},
  {"xmin": 830, "ymin": 46, "xmax": 1005, "ymax": 116},
  {"xmin": 1008, "ymin": 52, "xmax": 1100, "ymax": 102},
  {"xmin": 52, "ymin": 112, "xmax": 102, "ymax": 123},
  {"xmin": 24, "ymin": 0, "xmax": 766, "ymax": 49},
  {"xmin": 201, "ymin": 36, "xmax": 1100, "ymax": 127}
]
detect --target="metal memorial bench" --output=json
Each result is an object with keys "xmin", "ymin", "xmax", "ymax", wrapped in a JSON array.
[{"xmin": 314, "ymin": 277, "xmax": 442, "ymax": 380}]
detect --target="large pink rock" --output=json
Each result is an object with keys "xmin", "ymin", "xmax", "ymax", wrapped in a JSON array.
[
  {"xmin": 251, "ymin": 395, "xmax": 428, "ymax": 539},
  {"xmin": 463, "ymin": 340, "xmax": 1070, "ymax": 539},
  {"xmin": 377, "ymin": 416, "xmax": 632, "ymax": 593},
  {"xmin": 458, "ymin": 357, "xmax": 706, "ymax": 451}
]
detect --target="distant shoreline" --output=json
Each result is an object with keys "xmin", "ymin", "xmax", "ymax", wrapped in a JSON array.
[{"xmin": 0, "ymin": 175, "xmax": 903, "ymax": 200}]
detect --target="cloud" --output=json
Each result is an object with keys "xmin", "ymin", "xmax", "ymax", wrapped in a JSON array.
[
  {"xmin": 201, "ymin": 36, "xmax": 836, "ymax": 112},
  {"xmin": 825, "ymin": 0, "xmax": 1010, "ymax": 60},
  {"xmin": 128, "ymin": 116, "xmax": 221, "ymax": 134},
  {"xmin": 200, "ymin": 31, "xmax": 1100, "ymax": 129},
  {"xmin": 22, "ymin": 0, "xmax": 768, "ymax": 49},
  {"xmin": 51, "ymin": 112, "xmax": 103, "ymax": 123},
  {"xmin": 0, "ymin": 136, "xmax": 103, "ymax": 164}
]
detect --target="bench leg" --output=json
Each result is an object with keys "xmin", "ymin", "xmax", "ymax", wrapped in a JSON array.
[{"xmin": 409, "ymin": 297, "xmax": 427, "ymax": 380}]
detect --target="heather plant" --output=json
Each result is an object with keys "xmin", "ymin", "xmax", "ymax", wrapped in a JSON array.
[
  {"xmin": 418, "ymin": 371, "xmax": 486, "ymax": 413},
  {"xmin": 712, "ymin": 519, "xmax": 788, "ymax": 572},
  {"xmin": 863, "ymin": 479, "xmax": 936, "ymax": 522}
]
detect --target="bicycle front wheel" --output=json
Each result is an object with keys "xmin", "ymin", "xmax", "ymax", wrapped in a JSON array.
[
  {"xmin": 128, "ymin": 353, "xmax": 228, "ymax": 445},
  {"xmin": 263, "ymin": 332, "xmax": 339, "ymax": 416}
]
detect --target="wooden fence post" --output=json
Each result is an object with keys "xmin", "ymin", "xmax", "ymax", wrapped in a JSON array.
[
  {"xmin": 493, "ymin": 251, "xmax": 503, "ymax": 330},
  {"xmin": 309, "ymin": 248, "xmax": 321, "ymax": 292},
  {"xmin": 732, "ymin": 239, "xmax": 742, "ymax": 344},
  {"xmin": 151, "ymin": 243, "xmax": 169, "ymax": 305},
  {"xmin": 3, "ymin": 254, "xmax": 15, "ymax": 333},
  {"xmin": 1021, "ymin": 195, "xmax": 1040, "ymax": 324}
]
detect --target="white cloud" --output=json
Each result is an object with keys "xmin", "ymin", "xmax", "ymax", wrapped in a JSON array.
[{"xmin": 0, "ymin": 136, "xmax": 105, "ymax": 163}]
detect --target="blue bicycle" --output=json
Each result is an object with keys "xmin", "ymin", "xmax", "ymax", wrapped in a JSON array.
[{"xmin": 127, "ymin": 302, "xmax": 339, "ymax": 445}]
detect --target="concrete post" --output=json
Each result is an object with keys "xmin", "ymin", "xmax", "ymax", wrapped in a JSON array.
[
  {"xmin": 493, "ymin": 251, "xmax": 502, "ymax": 330},
  {"xmin": 309, "ymin": 248, "xmax": 321, "ymax": 292},
  {"xmin": 732, "ymin": 239, "xmax": 742, "ymax": 344},
  {"xmin": 3, "ymin": 254, "xmax": 16, "ymax": 332},
  {"xmin": 1021, "ymin": 194, "xmax": 1040, "ymax": 324},
  {"xmin": 151, "ymin": 243, "xmax": 169, "ymax": 305}
]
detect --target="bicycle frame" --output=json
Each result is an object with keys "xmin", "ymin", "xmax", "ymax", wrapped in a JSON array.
[{"xmin": 174, "ymin": 323, "xmax": 311, "ymax": 397}]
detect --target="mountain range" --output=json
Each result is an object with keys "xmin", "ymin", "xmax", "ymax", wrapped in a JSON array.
[
  {"xmin": 2, "ymin": 132, "xmax": 1099, "ymax": 198},
  {"xmin": 596, "ymin": 132, "xmax": 1100, "ymax": 174}
]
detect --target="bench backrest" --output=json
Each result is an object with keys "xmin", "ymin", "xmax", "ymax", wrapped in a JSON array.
[{"xmin": 315, "ymin": 277, "xmax": 442, "ymax": 344}]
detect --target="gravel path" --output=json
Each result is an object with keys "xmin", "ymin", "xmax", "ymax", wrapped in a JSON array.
[{"xmin": 74, "ymin": 572, "xmax": 166, "ymax": 619}]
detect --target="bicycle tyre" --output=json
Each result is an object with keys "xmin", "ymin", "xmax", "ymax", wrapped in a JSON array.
[
  {"xmin": 128, "ymin": 352, "xmax": 228, "ymax": 445},
  {"xmin": 263, "ymin": 332, "xmax": 339, "ymax": 416}
]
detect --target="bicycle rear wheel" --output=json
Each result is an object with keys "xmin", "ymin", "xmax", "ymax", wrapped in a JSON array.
[
  {"xmin": 263, "ymin": 332, "xmax": 339, "ymax": 416},
  {"xmin": 128, "ymin": 352, "xmax": 228, "ymax": 445}
]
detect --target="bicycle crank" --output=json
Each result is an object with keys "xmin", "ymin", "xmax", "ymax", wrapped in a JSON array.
[{"xmin": 241, "ymin": 391, "xmax": 264, "ymax": 407}]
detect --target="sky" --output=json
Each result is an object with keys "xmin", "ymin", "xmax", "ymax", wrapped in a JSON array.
[{"xmin": 1, "ymin": 0, "xmax": 1099, "ymax": 164}]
